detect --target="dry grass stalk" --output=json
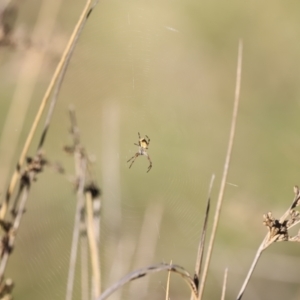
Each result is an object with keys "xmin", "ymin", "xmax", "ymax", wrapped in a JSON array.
[
  {"xmin": 85, "ymin": 188, "xmax": 101, "ymax": 298},
  {"xmin": 0, "ymin": 151, "xmax": 47, "ymax": 298},
  {"xmin": 0, "ymin": 0, "xmax": 99, "ymax": 222},
  {"xmin": 66, "ymin": 155, "xmax": 87, "ymax": 300},
  {"xmin": 90, "ymin": 187, "xmax": 102, "ymax": 298},
  {"xmin": 80, "ymin": 208, "xmax": 89, "ymax": 300},
  {"xmin": 0, "ymin": 278, "xmax": 13, "ymax": 300},
  {"xmin": 165, "ymin": 260, "xmax": 172, "ymax": 300},
  {"xmin": 236, "ymin": 186, "xmax": 300, "ymax": 300},
  {"xmin": 97, "ymin": 263, "xmax": 198, "ymax": 300},
  {"xmin": 0, "ymin": 1, "xmax": 100, "ymax": 296},
  {"xmin": 65, "ymin": 108, "xmax": 102, "ymax": 300},
  {"xmin": 198, "ymin": 39, "xmax": 243, "ymax": 299},
  {"xmin": 79, "ymin": 179, "xmax": 102, "ymax": 300},
  {"xmin": 65, "ymin": 108, "xmax": 87, "ymax": 300},
  {"xmin": 191, "ymin": 174, "xmax": 214, "ymax": 300},
  {"xmin": 221, "ymin": 268, "xmax": 228, "ymax": 300},
  {"xmin": 0, "ymin": 0, "xmax": 62, "ymax": 204},
  {"xmin": 91, "ymin": 190, "xmax": 101, "ymax": 245}
]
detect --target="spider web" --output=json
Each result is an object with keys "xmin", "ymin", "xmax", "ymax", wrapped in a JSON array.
[
  {"xmin": 3, "ymin": 1, "xmax": 300, "ymax": 300},
  {"xmin": 0, "ymin": 1, "xmax": 243, "ymax": 299}
]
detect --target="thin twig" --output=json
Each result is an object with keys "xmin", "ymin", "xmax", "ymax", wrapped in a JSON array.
[
  {"xmin": 279, "ymin": 190, "xmax": 300, "ymax": 224},
  {"xmin": 236, "ymin": 238, "xmax": 265, "ymax": 300},
  {"xmin": 236, "ymin": 190, "xmax": 300, "ymax": 300},
  {"xmin": 237, "ymin": 186, "xmax": 300, "ymax": 300},
  {"xmin": 198, "ymin": 40, "xmax": 243, "ymax": 299}
]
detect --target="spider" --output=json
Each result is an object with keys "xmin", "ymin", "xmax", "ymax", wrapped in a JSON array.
[{"xmin": 127, "ymin": 132, "xmax": 152, "ymax": 172}]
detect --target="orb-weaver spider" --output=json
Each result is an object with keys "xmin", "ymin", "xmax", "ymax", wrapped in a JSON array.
[{"xmin": 127, "ymin": 132, "xmax": 152, "ymax": 172}]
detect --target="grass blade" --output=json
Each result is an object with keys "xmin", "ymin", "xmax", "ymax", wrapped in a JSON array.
[{"xmin": 198, "ymin": 40, "xmax": 243, "ymax": 299}]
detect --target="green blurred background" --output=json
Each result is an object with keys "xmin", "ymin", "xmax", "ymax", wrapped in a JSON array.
[{"xmin": 1, "ymin": 0, "xmax": 300, "ymax": 299}]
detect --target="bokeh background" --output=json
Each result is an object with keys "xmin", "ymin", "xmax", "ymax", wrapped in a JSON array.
[{"xmin": 1, "ymin": 0, "xmax": 300, "ymax": 299}]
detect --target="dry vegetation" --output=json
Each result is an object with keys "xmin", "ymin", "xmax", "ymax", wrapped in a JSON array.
[{"xmin": 0, "ymin": 1, "xmax": 300, "ymax": 300}]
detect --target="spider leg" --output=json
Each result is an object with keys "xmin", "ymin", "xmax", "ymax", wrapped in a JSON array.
[
  {"xmin": 146, "ymin": 153, "xmax": 152, "ymax": 173},
  {"xmin": 134, "ymin": 143, "xmax": 139, "ymax": 146},
  {"xmin": 145, "ymin": 135, "xmax": 150, "ymax": 146},
  {"xmin": 138, "ymin": 132, "xmax": 141, "ymax": 140},
  {"xmin": 127, "ymin": 153, "xmax": 140, "ymax": 168}
]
